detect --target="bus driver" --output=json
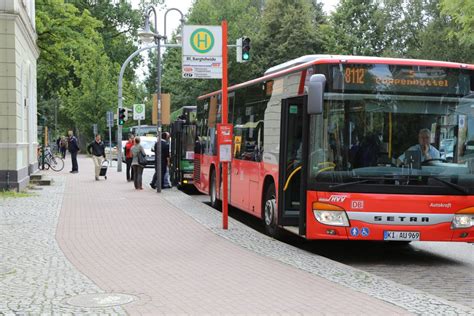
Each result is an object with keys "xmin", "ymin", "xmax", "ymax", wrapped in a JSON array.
[{"xmin": 398, "ymin": 128, "xmax": 440, "ymax": 163}]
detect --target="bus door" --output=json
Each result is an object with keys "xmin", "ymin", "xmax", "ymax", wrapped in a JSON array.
[{"xmin": 278, "ymin": 96, "xmax": 307, "ymax": 230}]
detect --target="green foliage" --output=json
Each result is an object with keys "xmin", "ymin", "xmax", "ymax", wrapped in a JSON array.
[
  {"xmin": 36, "ymin": 0, "xmax": 161, "ymax": 145},
  {"xmin": 441, "ymin": 0, "xmax": 474, "ymax": 46},
  {"xmin": 36, "ymin": 0, "xmax": 102, "ymax": 101},
  {"xmin": 254, "ymin": 0, "xmax": 326, "ymax": 73},
  {"xmin": 329, "ymin": 0, "xmax": 387, "ymax": 55},
  {"xmin": 0, "ymin": 190, "xmax": 34, "ymax": 199}
]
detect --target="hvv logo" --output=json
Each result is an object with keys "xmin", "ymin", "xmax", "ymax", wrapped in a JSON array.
[{"xmin": 319, "ymin": 195, "xmax": 348, "ymax": 203}]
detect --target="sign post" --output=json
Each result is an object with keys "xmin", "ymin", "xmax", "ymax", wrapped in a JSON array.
[
  {"xmin": 106, "ymin": 111, "xmax": 114, "ymax": 163},
  {"xmin": 182, "ymin": 21, "xmax": 228, "ymax": 229},
  {"xmin": 221, "ymin": 20, "xmax": 229, "ymax": 229}
]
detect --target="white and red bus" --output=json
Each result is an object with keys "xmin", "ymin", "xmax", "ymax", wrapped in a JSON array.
[{"xmin": 193, "ymin": 55, "xmax": 474, "ymax": 242}]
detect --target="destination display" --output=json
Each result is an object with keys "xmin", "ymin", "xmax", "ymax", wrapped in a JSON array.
[{"xmin": 331, "ymin": 64, "xmax": 471, "ymax": 96}]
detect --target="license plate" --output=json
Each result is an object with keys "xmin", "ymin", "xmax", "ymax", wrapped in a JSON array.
[{"xmin": 384, "ymin": 231, "xmax": 420, "ymax": 241}]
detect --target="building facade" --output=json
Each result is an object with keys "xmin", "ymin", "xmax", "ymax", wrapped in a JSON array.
[{"xmin": 0, "ymin": 0, "xmax": 39, "ymax": 191}]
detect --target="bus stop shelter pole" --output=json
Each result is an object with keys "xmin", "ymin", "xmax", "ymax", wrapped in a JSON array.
[{"xmin": 222, "ymin": 20, "xmax": 229, "ymax": 230}]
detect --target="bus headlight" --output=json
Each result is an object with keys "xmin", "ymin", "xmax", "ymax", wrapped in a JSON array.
[
  {"xmin": 312, "ymin": 202, "xmax": 349, "ymax": 227},
  {"xmin": 313, "ymin": 210, "xmax": 350, "ymax": 226},
  {"xmin": 452, "ymin": 214, "xmax": 474, "ymax": 229}
]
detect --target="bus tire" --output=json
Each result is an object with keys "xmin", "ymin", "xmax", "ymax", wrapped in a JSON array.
[
  {"xmin": 263, "ymin": 183, "xmax": 280, "ymax": 238},
  {"xmin": 209, "ymin": 169, "xmax": 221, "ymax": 209}
]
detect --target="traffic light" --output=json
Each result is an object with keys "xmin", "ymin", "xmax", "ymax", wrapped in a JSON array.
[
  {"xmin": 118, "ymin": 108, "xmax": 126, "ymax": 125},
  {"xmin": 236, "ymin": 37, "xmax": 251, "ymax": 63}
]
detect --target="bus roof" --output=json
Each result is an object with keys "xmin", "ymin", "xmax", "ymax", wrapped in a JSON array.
[{"xmin": 197, "ymin": 55, "xmax": 474, "ymax": 100}]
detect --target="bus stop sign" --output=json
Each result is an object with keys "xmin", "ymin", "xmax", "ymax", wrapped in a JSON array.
[{"xmin": 217, "ymin": 123, "xmax": 233, "ymax": 162}]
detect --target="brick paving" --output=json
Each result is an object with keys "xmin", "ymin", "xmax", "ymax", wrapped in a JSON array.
[
  {"xmin": 0, "ymin": 175, "xmax": 125, "ymax": 315},
  {"xmin": 54, "ymin": 156, "xmax": 410, "ymax": 315}
]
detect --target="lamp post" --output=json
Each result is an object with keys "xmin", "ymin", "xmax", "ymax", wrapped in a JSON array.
[{"xmin": 138, "ymin": 6, "xmax": 184, "ymax": 193}]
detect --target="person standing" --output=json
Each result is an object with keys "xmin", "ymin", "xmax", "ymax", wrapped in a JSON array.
[
  {"xmin": 163, "ymin": 132, "xmax": 172, "ymax": 188},
  {"xmin": 68, "ymin": 130, "xmax": 79, "ymax": 173},
  {"xmin": 131, "ymin": 136, "xmax": 146, "ymax": 190},
  {"xmin": 150, "ymin": 132, "xmax": 170, "ymax": 189},
  {"xmin": 124, "ymin": 134, "xmax": 135, "ymax": 182},
  {"xmin": 87, "ymin": 134, "xmax": 106, "ymax": 181},
  {"xmin": 59, "ymin": 136, "xmax": 68, "ymax": 159}
]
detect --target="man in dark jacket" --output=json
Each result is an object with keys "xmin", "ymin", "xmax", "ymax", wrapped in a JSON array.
[
  {"xmin": 68, "ymin": 130, "xmax": 79, "ymax": 173},
  {"xmin": 87, "ymin": 134, "xmax": 106, "ymax": 180},
  {"xmin": 150, "ymin": 132, "xmax": 170, "ymax": 189}
]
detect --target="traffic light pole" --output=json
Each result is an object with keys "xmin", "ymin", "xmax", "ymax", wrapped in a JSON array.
[
  {"xmin": 156, "ymin": 34, "xmax": 163, "ymax": 193},
  {"xmin": 117, "ymin": 45, "xmax": 158, "ymax": 172}
]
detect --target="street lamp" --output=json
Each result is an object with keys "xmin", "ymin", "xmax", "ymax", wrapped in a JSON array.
[{"xmin": 139, "ymin": 6, "xmax": 184, "ymax": 193}]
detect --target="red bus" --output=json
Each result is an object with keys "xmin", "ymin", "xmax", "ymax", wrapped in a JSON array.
[{"xmin": 193, "ymin": 55, "xmax": 474, "ymax": 242}]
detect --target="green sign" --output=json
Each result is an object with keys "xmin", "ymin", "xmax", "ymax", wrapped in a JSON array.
[{"xmin": 190, "ymin": 28, "xmax": 215, "ymax": 54}]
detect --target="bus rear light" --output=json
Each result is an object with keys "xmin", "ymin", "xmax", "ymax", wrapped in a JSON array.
[{"xmin": 452, "ymin": 214, "xmax": 474, "ymax": 229}]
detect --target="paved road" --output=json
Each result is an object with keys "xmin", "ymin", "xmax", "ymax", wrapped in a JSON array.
[{"xmin": 190, "ymin": 193, "xmax": 474, "ymax": 310}]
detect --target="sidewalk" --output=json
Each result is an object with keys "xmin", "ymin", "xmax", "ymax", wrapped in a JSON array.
[{"xmin": 1, "ymin": 155, "xmax": 469, "ymax": 315}]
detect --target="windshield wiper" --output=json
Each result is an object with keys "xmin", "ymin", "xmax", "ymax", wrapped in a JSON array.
[
  {"xmin": 328, "ymin": 179, "xmax": 371, "ymax": 190},
  {"xmin": 428, "ymin": 176, "xmax": 469, "ymax": 194}
]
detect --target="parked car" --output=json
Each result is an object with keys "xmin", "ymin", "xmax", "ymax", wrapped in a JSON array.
[
  {"xmin": 104, "ymin": 141, "xmax": 118, "ymax": 160},
  {"xmin": 121, "ymin": 136, "xmax": 157, "ymax": 166},
  {"xmin": 139, "ymin": 136, "xmax": 157, "ymax": 167}
]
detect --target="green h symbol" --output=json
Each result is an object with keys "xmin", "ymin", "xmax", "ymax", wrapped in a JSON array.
[{"xmin": 197, "ymin": 33, "xmax": 208, "ymax": 48}]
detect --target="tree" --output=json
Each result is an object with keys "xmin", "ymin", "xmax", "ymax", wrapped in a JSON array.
[
  {"xmin": 378, "ymin": 0, "xmax": 427, "ymax": 57},
  {"xmin": 329, "ymin": 0, "xmax": 386, "ymax": 56},
  {"xmin": 440, "ymin": 0, "xmax": 474, "ymax": 46},
  {"xmin": 253, "ymin": 0, "xmax": 326, "ymax": 74},
  {"xmin": 36, "ymin": 0, "xmax": 103, "ymax": 101}
]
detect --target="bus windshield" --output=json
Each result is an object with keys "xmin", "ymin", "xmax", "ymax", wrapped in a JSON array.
[{"xmin": 308, "ymin": 65, "xmax": 474, "ymax": 195}]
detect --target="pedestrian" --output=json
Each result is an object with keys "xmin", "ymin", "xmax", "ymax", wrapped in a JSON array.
[
  {"xmin": 131, "ymin": 136, "xmax": 146, "ymax": 190},
  {"xmin": 124, "ymin": 133, "xmax": 135, "ymax": 182},
  {"xmin": 150, "ymin": 132, "xmax": 170, "ymax": 189},
  {"xmin": 68, "ymin": 130, "xmax": 79, "ymax": 173},
  {"xmin": 164, "ymin": 132, "xmax": 172, "ymax": 188},
  {"xmin": 56, "ymin": 137, "xmax": 61, "ymax": 153},
  {"xmin": 60, "ymin": 136, "xmax": 67, "ymax": 159},
  {"xmin": 87, "ymin": 134, "xmax": 106, "ymax": 181}
]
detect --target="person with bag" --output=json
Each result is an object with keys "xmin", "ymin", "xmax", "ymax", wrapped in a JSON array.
[
  {"xmin": 124, "ymin": 133, "xmax": 135, "ymax": 182},
  {"xmin": 87, "ymin": 134, "xmax": 106, "ymax": 181},
  {"xmin": 131, "ymin": 136, "xmax": 146, "ymax": 190}
]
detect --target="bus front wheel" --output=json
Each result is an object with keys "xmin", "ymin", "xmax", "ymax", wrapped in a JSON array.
[{"xmin": 263, "ymin": 184, "xmax": 280, "ymax": 238}]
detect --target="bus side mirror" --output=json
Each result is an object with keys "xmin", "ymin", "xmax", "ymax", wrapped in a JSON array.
[{"xmin": 307, "ymin": 74, "xmax": 326, "ymax": 114}]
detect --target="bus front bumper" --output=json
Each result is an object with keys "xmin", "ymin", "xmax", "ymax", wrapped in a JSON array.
[{"xmin": 306, "ymin": 218, "xmax": 474, "ymax": 242}]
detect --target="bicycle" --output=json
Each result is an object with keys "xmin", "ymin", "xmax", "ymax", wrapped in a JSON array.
[{"xmin": 38, "ymin": 146, "xmax": 65, "ymax": 171}]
